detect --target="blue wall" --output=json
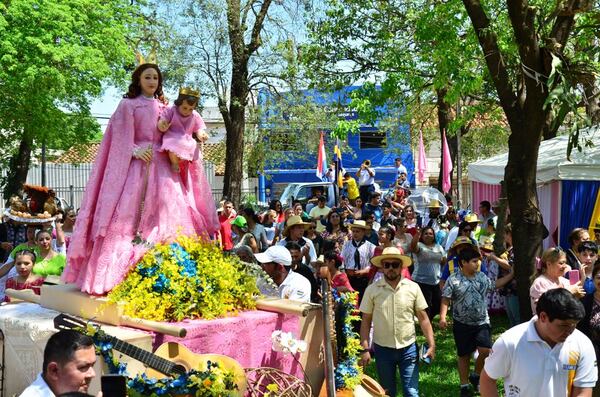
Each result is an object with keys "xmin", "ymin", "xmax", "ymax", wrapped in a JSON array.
[{"xmin": 259, "ymin": 87, "xmax": 414, "ymax": 198}]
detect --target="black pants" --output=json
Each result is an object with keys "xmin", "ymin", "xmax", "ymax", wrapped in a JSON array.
[{"xmin": 415, "ymin": 281, "xmax": 441, "ymax": 320}]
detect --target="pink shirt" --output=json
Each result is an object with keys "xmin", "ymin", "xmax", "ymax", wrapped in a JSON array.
[{"xmin": 529, "ymin": 274, "xmax": 570, "ymax": 313}]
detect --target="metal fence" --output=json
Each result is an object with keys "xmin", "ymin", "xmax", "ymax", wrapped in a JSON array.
[{"xmin": 1, "ymin": 161, "xmax": 216, "ymax": 210}]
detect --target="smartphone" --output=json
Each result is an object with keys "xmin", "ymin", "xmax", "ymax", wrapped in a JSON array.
[
  {"xmin": 568, "ymin": 270, "xmax": 580, "ymax": 285},
  {"xmin": 420, "ymin": 343, "xmax": 431, "ymax": 365},
  {"xmin": 101, "ymin": 374, "xmax": 127, "ymax": 397}
]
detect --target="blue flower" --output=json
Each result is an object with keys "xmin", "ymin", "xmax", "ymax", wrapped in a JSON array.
[
  {"xmin": 170, "ymin": 243, "xmax": 198, "ymax": 277},
  {"xmin": 137, "ymin": 264, "xmax": 158, "ymax": 278},
  {"xmin": 152, "ymin": 274, "xmax": 171, "ymax": 293}
]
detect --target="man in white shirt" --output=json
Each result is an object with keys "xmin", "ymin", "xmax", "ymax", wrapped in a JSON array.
[
  {"xmin": 21, "ymin": 330, "xmax": 98, "ymax": 397},
  {"xmin": 255, "ymin": 245, "xmax": 311, "ymax": 303},
  {"xmin": 341, "ymin": 220, "xmax": 376, "ymax": 302},
  {"xmin": 395, "ymin": 157, "xmax": 408, "ymax": 180},
  {"xmin": 480, "ymin": 288, "xmax": 597, "ymax": 397},
  {"xmin": 356, "ymin": 159, "xmax": 376, "ymax": 204},
  {"xmin": 308, "ymin": 196, "xmax": 331, "ymax": 233}
]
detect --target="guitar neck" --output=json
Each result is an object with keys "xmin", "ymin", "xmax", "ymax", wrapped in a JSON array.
[{"xmin": 107, "ymin": 335, "xmax": 181, "ymax": 376}]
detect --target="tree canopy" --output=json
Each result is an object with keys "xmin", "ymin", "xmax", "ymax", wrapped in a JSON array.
[{"xmin": 0, "ymin": 0, "xmax": 136, "ymax": 197}]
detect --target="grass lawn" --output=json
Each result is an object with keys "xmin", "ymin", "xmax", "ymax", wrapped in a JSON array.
[{"xmin": 363, "ymin": 313, "xmax": 511, "ymax": 396}]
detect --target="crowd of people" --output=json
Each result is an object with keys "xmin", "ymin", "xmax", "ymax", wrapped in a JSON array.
[
  {"xmin": 216, "ymin": 182, "xmax": 600, "ymax": 396},
  {"xmin": 2, "ymin": 168, "xmax": 600, "ymax": 397},
  {"xmin": 2, "ymin": 62, "xmax": 600, "ymax": 396}
]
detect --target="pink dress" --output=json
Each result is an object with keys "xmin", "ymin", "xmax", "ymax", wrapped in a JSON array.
[
  {"xmin": 62, "ymin": 96, "xmax": 219, "ymax": 295},
  {"xmin": 159, "ymin": 106, "xmax": 206, "ymax": 161}
]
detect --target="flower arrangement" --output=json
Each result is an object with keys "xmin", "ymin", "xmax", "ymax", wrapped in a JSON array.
[
  {"xmin": 82, "ymin": 323, "xmax": 239, "ymax": 396},
  {"xmin": 333, "ymin": 290, "xmax": 363, "ymax": 391},
  {"xmin": 271, "ymin": 330, "xmax": 308, "ymax": 355},
  {"xmin": 108, "ymin": 235, "xmax": 260, "ymax": 321}
]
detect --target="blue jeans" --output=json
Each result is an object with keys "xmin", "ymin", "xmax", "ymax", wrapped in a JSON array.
[{"xmin": 374, "ymin": 342, "xmax": 419, "ymax": 397}]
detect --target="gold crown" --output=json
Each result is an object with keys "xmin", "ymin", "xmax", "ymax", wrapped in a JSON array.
[
  {"xmin": 135, "ymin": 48, "xmax": 158, "ymax": 65},
  {"xmin": 179, "ymin": 87, "xmax": 200, "ymax": 98}
]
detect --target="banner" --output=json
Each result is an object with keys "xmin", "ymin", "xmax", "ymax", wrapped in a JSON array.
[
  {"xmin": 316, "ymin": 132, "xmax": 327, "ymax": 180},
  {"xmin": 442, "ymin": 129, "xmax": 453, "ymax": 193},
  {"xmin": 418, "ymin": 130, "xmax": 427, "ymax": 183}
]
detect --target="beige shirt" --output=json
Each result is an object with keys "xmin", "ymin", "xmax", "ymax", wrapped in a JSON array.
[{"xmin": 359, "ymin": 277, "xmax": 428, "ymax": 349}]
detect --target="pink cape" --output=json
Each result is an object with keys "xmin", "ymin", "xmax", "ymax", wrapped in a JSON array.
[{"xmin": 62, "ymin": 96, "xmax": 219, "ymax": 295}]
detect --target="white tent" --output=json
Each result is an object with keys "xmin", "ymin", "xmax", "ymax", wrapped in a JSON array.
[{"xmin": 468, "ymin": 126, "xmax": 600, "ymax": 184}]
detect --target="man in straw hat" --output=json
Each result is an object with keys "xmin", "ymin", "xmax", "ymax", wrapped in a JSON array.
[
  {"xmin": 359, "ymin": 247, "xmax": 435, "ymax": 397},
  {"xmin": 276, "ymin": 215, "xmax": 317, "ymax": 266},
  {"xmin": 423, "ymin": 198, "xmax": 443, "ymax": 233},
  {"xmin": 340, "ymin": 220, "xmax": 376, "ymax": 301}
]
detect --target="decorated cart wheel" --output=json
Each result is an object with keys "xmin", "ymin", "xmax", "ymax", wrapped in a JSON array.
[{"xmin": 244, "ymin": 367, "xmax": 312, "ymax": 397}]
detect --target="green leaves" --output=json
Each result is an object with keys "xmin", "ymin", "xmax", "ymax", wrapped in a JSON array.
[{"xmin": 0, "ymin": 0, "xmax": 136, "ymax": 194}]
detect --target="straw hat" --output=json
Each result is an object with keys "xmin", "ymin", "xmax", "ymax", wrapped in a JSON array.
[
  {"xmin": 348, "ymin": 220, "xmax": 371, "ymax": 230},
  {"xmin": 371, "ymin": 247, "xmax": 412, "ymax": 268},
  {"xmin": 282, "ymin": 215, "xmax": 311, "ymax": 237},
  {"xmin": 450, "ymin": 236, "xmax": 476, "ymax": 250},
  {"xmin": 428, "ymin": 199, "xmax": 442, "ymax": 209},
  {"xmin": 464, "ymin": 213, "xmax": 479, "ymax": 223},
  {"xmin": 480, "ymin": 238, "xmax": 494, "ymax": 252}
]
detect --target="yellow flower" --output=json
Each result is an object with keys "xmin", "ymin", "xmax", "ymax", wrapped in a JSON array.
[{"xmin": 202, "ymin": 378, "xmax": 212, "ymax": 388}]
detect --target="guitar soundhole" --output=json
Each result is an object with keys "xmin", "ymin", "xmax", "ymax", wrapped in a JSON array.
[{"xmin": 173, "ymin": 364, "xmax": 187, "ymax": 376}]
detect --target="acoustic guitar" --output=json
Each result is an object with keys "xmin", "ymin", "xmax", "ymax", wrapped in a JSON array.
[{"xmin": 53, "ymin": 313, "xmax": 246, "ymax": 395}]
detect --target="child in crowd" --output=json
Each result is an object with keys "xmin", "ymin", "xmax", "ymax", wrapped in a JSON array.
[
  {"xmin": 578, "ymin": 241, "xmax": 599, "ymax": 294},
  {"xmin": 4, "ymin": 250, "xmax": 44, "ymax": 302},
  {"xmin": 439, "ymin": 247, "xmax": 514, "ymax": 397},
  {"xmin": 158, "ymin": 87, "xmax": 208, "ymax": 173},
  {"xmin": 480, "ymin": 239, "xmax": 507, "ymax": 313}
]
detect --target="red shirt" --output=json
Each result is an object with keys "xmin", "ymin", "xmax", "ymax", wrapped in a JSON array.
[
  {"xmin": 218, "ymin": 212, "xmax": 235, "ymax": 250},
  {"xmin": 332, "ymin": 272, "xmax": 354, "ymax": 292},
  {"xmin": 4, "ymin": 277, "xmax": 44, "ymax": 302}
]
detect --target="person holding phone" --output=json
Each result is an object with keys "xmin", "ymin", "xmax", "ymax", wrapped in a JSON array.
[
  {"xmin": 529, "ymin": 247, "xmax": 585, "ymax": 314},
  {"xmin": 359, "ymin": 247, "xmax": 435, "ymax": 397}
]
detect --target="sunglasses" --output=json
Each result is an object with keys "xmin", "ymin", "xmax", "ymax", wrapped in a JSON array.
[
  {"xmin": 382, "ymin": 262, "xmax": 402, "ymax": 269},
  {"xmin": 463, "ymin": 228, "xmax": 472, "ymax": 233}
]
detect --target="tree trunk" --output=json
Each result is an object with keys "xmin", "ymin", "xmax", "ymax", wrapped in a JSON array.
[
  {"xmin": 3, "ymin": 133, "xmax": 33, "ymax": 202},
  {"xmin": 582, "ymin": 73, "xmax": 600, "ymax": 124},
  {"xmin": 222, "ymin": 99, "xmax": 246, "ymax": 207},
  {"xmin": 504, "ymin": 122, "xmax": 545, "ymax": 321}
]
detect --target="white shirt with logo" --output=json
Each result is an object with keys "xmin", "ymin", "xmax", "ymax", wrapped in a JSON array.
[
  {"xmin": 484, "ymin": 316, "xmax": 597, "ymax": 397},
  {"xmin": 278, "ymin": 270, "xmax": 311, "ymax": 303}
]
